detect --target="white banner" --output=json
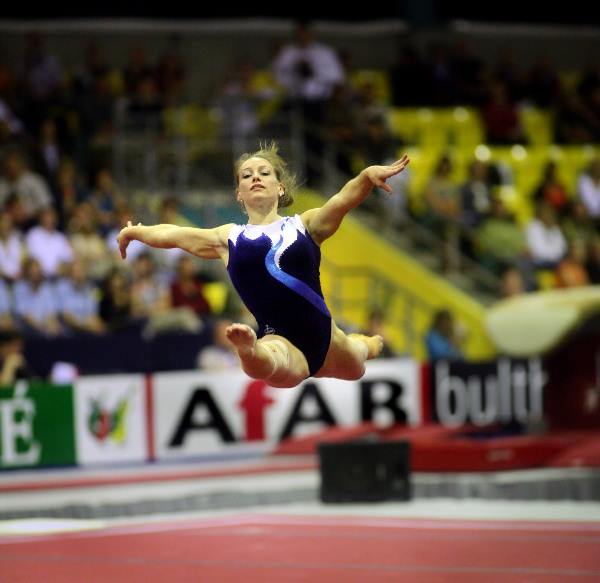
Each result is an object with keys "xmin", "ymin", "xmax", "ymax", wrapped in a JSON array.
[
  {"xmin": 74, "ymin": 374, "xmax": 148, "ymax": 465},
  {"xmin": 152, "ymin": 358, "xmax": 420, "ymax": 460}
]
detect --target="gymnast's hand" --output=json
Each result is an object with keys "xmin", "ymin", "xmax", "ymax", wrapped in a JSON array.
[
  {"xmin": 117, "ymin": 220, "xmax": 142, "ymax": 259},
  {"xmin": 363, "ymin": 154, "xmax": 410, "ymax": 193}
]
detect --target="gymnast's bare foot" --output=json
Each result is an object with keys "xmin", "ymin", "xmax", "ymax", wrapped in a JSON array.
[
  {"xmin": 226, "ymin": 323, "xmax": 257, "ymax": 356},
  {"xmin": 364, "ymin": 334, "xmax": 384, "ymax": 359}
]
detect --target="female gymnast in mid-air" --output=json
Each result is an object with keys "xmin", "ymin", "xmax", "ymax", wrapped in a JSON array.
[{"xmin": 118, "ymin": 144, "xmax": 409, "ymax": 388}]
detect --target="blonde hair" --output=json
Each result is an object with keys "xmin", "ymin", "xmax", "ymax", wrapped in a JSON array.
[{"xmin": 234, "ymin": 142, "xmax": 298, "ymax": 208}]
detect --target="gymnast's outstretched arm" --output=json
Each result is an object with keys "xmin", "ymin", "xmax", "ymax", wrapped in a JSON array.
[
  {"xmin": 301, "ymin": 154, "xmax": 410, "ymax": 245},
  {"xmin": 117, "ymin": 221, "xmax": 233, "ymax": 260}
]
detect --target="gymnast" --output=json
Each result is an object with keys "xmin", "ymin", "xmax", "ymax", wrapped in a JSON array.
[{"xmin": 118, "ymin": 144, "xmax": 409, "ymax": 388}]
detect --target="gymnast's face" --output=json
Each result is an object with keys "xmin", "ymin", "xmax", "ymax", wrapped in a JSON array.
[{"xmin": 237, "ymin": 157, "xmax": 283, "ymax": 208}]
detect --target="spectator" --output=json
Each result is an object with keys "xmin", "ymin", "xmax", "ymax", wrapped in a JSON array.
[
  {"xmin": 533, "ymin": 160, "xmax": 569, "ymax": 213},
  {"xmin": 0, "ymin": 279, "xmax": 16, "ymax": 332},
  {"xmin": 0, "ymin": 330, "xmax": 35, "ymax": 386},
  {"xmin": 197, "ymin": 318, "xmax": 239, "ymax": 371},
  {"xmin": 425, "ymin": 309, "xmax": 464, "ymax": 361},
  {"xmin": 0, "ymin": 211, "xmax": 25, "ymax": 281},
  {"xmin": 273, "ymin": 19, "xmax": 345, "ymax": 184},
  {"xmin": 88, "ymin": 167, "xmax": 123, "ymax": 236},
  {"xmin": 99, "ymin": 268, "xmax": 133, "ymax": 331},
  {"xmin": 554, "ymin": 92, "xmax": 596, "ymax": 144},
  {"xmin": 476, "ymin": 196, "xmax": 528, "ymax": 275},
  {"xmin": 525, "ymin": 201, "xmax": 567, "ymax": 269},
  {"xmin": 527, "ymin": 55, "xmax": 561, "ymax": 108},
  {"xmin": 53, "ymin": 158, "xmax": 88, "ymax": 228},
  {"xmin": 13, "ymin": 258, "xmax": 61, "ymax": 337},
  {"xmin": 56, "ymin": 258, "xmax": 106, "ymax": 334},
  {"xmin": 451, "ymin": 38, "xmax": 486, "ymax": 105},
  {"xmin": 130, "ymin": 252, "xmax": 200, "ymax": 337},
  {"xmin": 423, "ymin": 155, "xmax": 461, "ymax": 272},
  {"xmin": 499, "ymin": 266, "xmax": 527, "ymax": 298},
  {"xmin": 21, "ymin": 32, "xmax": 62, "ymax": 104},
  {"xmin": 389, "ymin": 44, "xmax": 429, "ymax": 107},
  {"xmin": 155, "ymin": 36, "xmax": 186, "ymax": 98},
  {"xmin": 68, "ymin": 202, "xmax": 112, "ymax": 280},
  {"xmin": 36, "ymin": 117, "xmax": 63, "ymax": 182},
  {"xmin": 480, "ymin": 79, "xmax": 526, "ymax": 144},
  {"xmin": 577, "ymin": 156, "xmax": 600, "ymax": 220},
  {"xmin": 561, "ymin": 199, "xmax": 596, "ymax": 247},
  {"xmin": 214, "ymin": 60, "xmax": 276, "ymax": 144},
  {"xmin": 127, "ymin": 74, "xmax": 164, "ymax": 132},
  {"xmin": 0, "ymin": 149, "xmax": 53, "ymax": 229},
  {"xmin": 170, "ymin": 255, "xmax": 212, "ymax": 319},
  {"xmin": 106, "ymin": 205, "xmax": 146, "ymax": 264},
  {"xmin": 460, "ymin": 159, "xmax": 493, "ymax": 229},
  {"xmin": 362, "ymin": 309, "xmax": 395, "ymax": 358},
  {"xmin": 123, "ymin": 46, "xmax": 154, "ymax": 97},
  {"xmin": 555, "ymin": 240, "xmax": 589, "ymax": 288},
  {"xmin": 25, "ymin": 206, "xmax": 73, "ymax": 278}
]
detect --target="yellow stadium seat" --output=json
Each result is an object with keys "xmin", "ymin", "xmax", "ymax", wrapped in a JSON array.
[
  {"xmin": 203, "ymin": 282, "xmax": 229, "ymax": 315},
  {"xmin": 521, "ymin": 107, "xmax": 553, "ymax": 146}
]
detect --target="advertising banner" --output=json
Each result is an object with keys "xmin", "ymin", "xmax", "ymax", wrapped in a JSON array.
[
  {"xmin": 430, "ymin": 358, "xmax": 545, "ymax": 427},
  {"xmin": 74, "ymin": 374, "xmax": 148, "ymax": 465},
  {"xmin": 0, "ymin": 382, "xmax": 76, "ymax": 469},
  {"xmin": 152, "ymin": 359, "xmax": 420, "ymax": 460}
]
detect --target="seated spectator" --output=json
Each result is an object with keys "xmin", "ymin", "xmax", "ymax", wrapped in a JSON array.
[
  {"xmin": 197, "ymin": 318, "xmax": 239, "ymax": 371},
  {"xmin": 170, "ymin": 255, "xmax": 212, "ymax": 319},
  {"xmin": 87, "ymin": 167, "xmax": 123, "ymax": 236},
  {"xmin": 25, "ymin": 206, "xmax": 73, "ymax": 278},
  {"xmin": 13, "ymin": 258, "xmax": 61, "ymax": 337},
  {"xmin": 425, "ymin": 309, "xmax": 464, "ymax": 361},
  {"xmin": 460, "ymin": 160, "xmax": 492, "ymax": 229},
  {"xmin": 106, "ymin": 205, "xmax": 146, "ymax": 264},
  {"xmin": 130, "ymin": 252, "xmax": 201, "ymax": 337},
  {"xmin": 127, "ymin": 74, "xmax": 164, "ymax": 132},
  {"xmin": 362, "ymin": 309, "xmax": 395, "ymax": 358},
  {"xmin": 0, "ymin": 330, "xmax": 35, "ymax": 386},
  {"xmin": 499, "ymin": 266, "xmax": 527, "ymax": 298},
  {"xmin": 525, "ymin": 201, "xmax": 567, "ymax": 269},
  {"xmin": 149, "ymin": 197, "xmax": 186, "ymax": 281},
  {"xmin": 56, "ymin": 258, "xmax": 106, "ymax": 334},
  {"xmin": 0, "ymin": 279, "xmax": 16, "ymax": 332},
  {"xmin": 480, "ymin": 78, "xmax": 526, "ymax": 144},
  {"xmin": 533, "ymin": 160, "xmax": 569, "ymax": 213},
  {"xmin": 476, "ymin": 196, "xmax": 528, "ymax": 274},
  {"xmin": 68, "ymin": 202, "xmax": 112, "ymax": 281},
  {"xmin": 555, "ymin": 240, "xmax": 589, "ymax": 288},
  {"xmin": 35, "ymin": 118, "xmax": 63, "ymax": 183},
  {"xmin": 99, "ymin": 268, "xmax": 134, "ymax": 331},
  {"xmin": 577, "ymin": 156, "xmax": 600, "ymax": 221},
  {"xmin": 423, "ymin": 155, "xmax": 461, "ymax": 272},
  {"xmin": 0, "ymin": 210, "xmax": 24, "ymax": 281},
  {"xmin": 53, "ymin": 158, "xmax": 89, "ymax": 229},
  {"xmin": 561, "ymin": 199, "xmax": 596, "ymax": 247},
  {"xmin": 554, "ymin": 92, "xmax": 596, "ymax": 144},
  {"xmin": 0, "ymin": 149, "xmax": 53, "ymax": 229},
  {"xmin": 526, "ymin": 55, "xmax": 561, "ymax": 108}
]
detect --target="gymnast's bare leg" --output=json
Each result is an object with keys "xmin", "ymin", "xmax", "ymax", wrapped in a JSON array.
[
  {"xmin": 226, "ymin": 323, "xmax": 310, "ymax": 388},
  {"xmin": 315, "ymin": 321, "xmax": 383, "ymax": 381}
]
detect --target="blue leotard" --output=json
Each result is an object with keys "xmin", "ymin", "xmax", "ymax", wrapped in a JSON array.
[{"xmin": 227, "ymin": 214, "xmax": 332, "ymax": 376}]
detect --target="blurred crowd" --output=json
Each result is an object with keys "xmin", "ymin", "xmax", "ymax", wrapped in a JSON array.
[
  {"xmin": 420, "ymin": 154, "xmax": 600, "ymax": 297},
  {"xmin": 0, "ymin": 22, "xmax": 599, "ymax": 377}
]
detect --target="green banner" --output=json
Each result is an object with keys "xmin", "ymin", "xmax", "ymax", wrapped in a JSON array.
[{"xmin": 0, "ymin": 382, "xmax": 76, "ymax": 469}]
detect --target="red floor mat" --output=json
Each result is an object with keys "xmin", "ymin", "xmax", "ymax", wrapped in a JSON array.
[{"xmin": 1, "ymin": 514, "xmax": 599, "ymax": 582}]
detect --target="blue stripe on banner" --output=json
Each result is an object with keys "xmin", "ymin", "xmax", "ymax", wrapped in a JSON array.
[{"xmin": 265, "ymin": 231, "xmax": 331, "ymax": 318}]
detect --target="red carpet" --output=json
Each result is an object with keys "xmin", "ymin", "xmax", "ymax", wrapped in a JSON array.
[{"xmin": 1, "ymin": 514, "xmax": 599, "ymax": 582}]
